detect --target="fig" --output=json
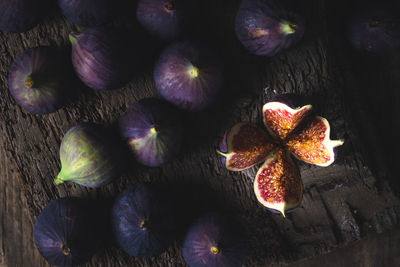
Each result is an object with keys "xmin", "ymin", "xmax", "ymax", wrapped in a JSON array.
[
  {"xmin": 112, "ymin": 183, "xmax": 175, "ymax": 258},
  {"xmin": 119, "ymin": 97, "xmax": 183, "ymax": 167},
  {"xmin": 235, "ymin": 0, "xmax": 305, "ymax": 56},
  {"xmin": 34, "ymin": 197, "xmax": 99, "ymax": 266},
  {"xmin": 218, "ymin": 94, "xmax": 343, "ymax": 216},
  {"xmin": 182, "ymin": 212, "xmax": 246, "ymax": 267},
  {"xmin": 0, "ymin": 0, "xmax": 46, "ymax": 33},
  {"xmin": 8, "ymin": 47, "xmax": 69, "ymax": 114},
  {"xmin": 54, "ymin": 123, "xmax": 119, "ymax": 188},
  {"xmin": 154, "ymin": 41, "xmax": 224, "ymax": 111},
  {"xmin": 70, "ymin": 27, "xmax": 132, "ymax": 91},
  {"xmin": 137, "ymin": 0, "xmax": 185, "ymax": 40},
  {"xmin": 58, "ymin": 0, "xmax": 117, "ymax": 27},
  {"xmin": 347, "ymin": 5, "xmax": 400, "ymax": 53}
]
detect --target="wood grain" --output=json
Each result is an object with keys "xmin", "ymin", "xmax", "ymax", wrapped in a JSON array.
[{"xmin": 1, "ymin": 0, "xmax": 399, "ymax": 266}]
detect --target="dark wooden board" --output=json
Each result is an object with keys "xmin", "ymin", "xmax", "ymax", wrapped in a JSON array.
[{"xmin": 1, "ymin": 0, "xmax": 400, "ymax": 266}]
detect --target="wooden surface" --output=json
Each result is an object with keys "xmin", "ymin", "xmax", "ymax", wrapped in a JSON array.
[{"xmin": 1, "ymin": 0, "xmax": 400, "ymax": 266}]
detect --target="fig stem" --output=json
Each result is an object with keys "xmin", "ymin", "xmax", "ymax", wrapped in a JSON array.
[
  {"xmin": 369, "ymin": 19, "xmax": 380, "ymax": 28},
  {"xmin": 140, "ymin": 219, "xmax": 149, "ymax": 230},
  {"xmin": 62, "ymin": 244, "xmax": 71, "ymax": 255},
  {"xmin": 281, "ymin": 21, "xmax": 297, "ymax": 35},
  {"xmin": 150, "ymin": 126, "xmax": 158, "ymax": 135},
  {"xmin": 216, "ymin": 150, "xmax": 227, "ymax": 157},
  {"xmin": 54, "ymin": 176, "xmax": 64, "ymax": 186},
  {"xmin": 69, "ymin": 33, "xmax": 78, "ymax": 46},
  {"xmin": 210, "ymin": 245, "xmax": 220, "ymax": 255},
  {"xmin": 25, "ymin": 77, "xmax": 34, "ymax": 88},
  {"xmin": 331, "ymin": 139, "xmax": 344, "ymax": 147},
  {"xmin": 165, "ymin": 1, "xmax": 175, "ymax": 11},
  {"xmin": 188, "ymin": 66, "xmax": 199, "ymax": 78}
]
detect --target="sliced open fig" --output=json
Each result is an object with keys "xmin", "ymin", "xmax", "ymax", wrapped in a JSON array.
[
  {"xmin": 263, "ymin": 101, "xmax": 312, "ymax": 140},
  {"xmin": 217, "ymin": 123, "xmax": 276, "ymax": 171},
  {"xmin": 285, "ymin": 116, "xmax": 344, "ymax": 167},
  {"xmin": 254, "ymin": 148, "xmax": 302, "ymax": 217}
]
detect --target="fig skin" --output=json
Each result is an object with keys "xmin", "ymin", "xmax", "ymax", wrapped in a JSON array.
[
  {"xmin": 33, "ymin": 197, "xmax": 100, "ymax": 266},
  {"xmin": 70, "ymin": 27, "xmax": 132, "ymax": 91},
  {"xmin": 182, "ymin": 212, "xmax": 246, "ymax": 267},
  {"xmin": 347, "ymin": 5, "xmax": 400, "ymax": 53},
  {"xmin": 55, "ymin": 123, "xmax": 120, "ymax": 188},
  {"xmin": 154, "ymin": 41, "xmax": 224, "ymax": 111},
  {"xmin": 112, "ymin": 183, "xmax": 176, "ymax": 258},
  {"xmin": 0, "ymin": 0, "xmax": 46, "ymax": 33},
  {"xmin": 58, "ymin": 0, "xmax": 117, "ymax": 27},
  {"xmin": 137, "ymin": 0, "xmax": 184, "ymax": 41},
  {"xmin": 8, "ymin": 47, "xmax": 69, "ymax": 114},
  {"xmin": 235, "ymin": 0, "xmax": 305, "ymax": 56},
  {"xmin": 119, "ymin": 97, "xmax": 183, "ymax": 167}
]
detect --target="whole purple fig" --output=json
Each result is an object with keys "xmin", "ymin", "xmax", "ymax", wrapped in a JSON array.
[
  {"xmin": 137, "ymin": 0, "xmax": 185, "ymax": 40},
  {"xmin": 54, "ymin": 123, "xmax": 120, "ymax": 188},
  {"xmin": 235, "ymin": 0, "xmax": 305, "ymax": 56},
  {"xmin": 70, "ymin": 27, "xmax": 132, "ymax": 91},
  {"xmin": 182, "ymin": 213, "xmax": 246, "ymax": 267},
  {"xmin": 8, "ymin": 47, "xmax": 69, "ymax": 114},
  {"xmin": 34, "ymin": 197, "xmax": 100, "ymax": 266},
  {"xmin": 0, "ymin": 0, "xmax": 46, "ymax": 33},
  {"xmin": 154, "ymin": 41, "xmax": 224, "ymax": 111},
  {"xmin": 119, "ymin": 98, "xmax": 183, "ymax": 167},
  {"xmin": 347, "ymin": 5, "xmax": 400, "ymax": 53},
  {"xmin": 58, "ymin": 0, "xmax": 117, "ymax": 27}
]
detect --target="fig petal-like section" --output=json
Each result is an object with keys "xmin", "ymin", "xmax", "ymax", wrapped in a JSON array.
[
  {"xmin": 217, "ymin": 123, "xmax": 276, "ymax": 172},
  {"xmin": 254, "ymin": 148, "xmax": 302, "ymax": 217},
  {"xmin": 263, "ymin": 101, "xmax": 312, "ymax": 140},
  {"xmin": 285, "ymin": 116, "xmax": 344, "ymax": 167}
]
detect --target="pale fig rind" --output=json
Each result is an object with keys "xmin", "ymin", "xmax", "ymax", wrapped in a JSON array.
[
  {"xmin": 285, "ymin": 116, "xmax": 344, "ymax": 167},
  {"xmin": 254, "ymin": 148, "xmax": 303, "ymax": 217},
  {"xmin": 217, "ymin": 123, "xmax": 276, "ymax": 172},
  {"xmin": 263, "ymin": 101, "xmax": 312, "ymax": 140}
]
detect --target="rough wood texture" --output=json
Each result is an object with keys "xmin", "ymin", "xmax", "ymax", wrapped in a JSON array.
[{"xmin": 1, "ymin": 0, "xmax": 400, "ymax": 266}]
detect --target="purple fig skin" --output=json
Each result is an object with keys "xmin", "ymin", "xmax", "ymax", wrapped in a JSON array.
[
  {"xmin": 235, "ymin": 0, "xmax": 305, "ymax": 56},
  {"xmin": 58, "ymin": 0, "xmax": 117, "ymax": 27},
  {"xmin": 34, "ymin": 197, "xmax": 100, "ymax": 266},
  {"xmin": 218, "ymin": 132, "xmax": 228, "ymax": 166},
  {"xmin": 8, "ymin": 47, "xmax": 68, "ymax": 114},
  {"xmin": 55, "ymin": 123, "xmax": 120, "ymax": 188},
  {"xmin": 70, "ymin": 27, "xmax": 132, "ymax": 91},
  {"xmin": 268, "ymin": 93, "xmax": 308, "ymax": 109},
  {"xmin": 154, "ymin": 41, "xmax": 224, "ymax": 112},
  {"xmin": 119, "ymin": 98, "xmax": 183, "ymax": 167},
  {"xmin": 0, "ymin": 0, "xmax": 46, "ymax": 33},
  {"xmin": 137, "ymin": 0, "xmax": 184, "ymax": 41},
  {"xmin": 182, "ymin": 213, "xmax": 246, "ymax": 267},
  {"xmin": 347, "ymin": 6, "xmax": 400, "ymax": 53},
  {"xmin": 112, "ymin": 183, "xmax": 176, "ymax": 258}
]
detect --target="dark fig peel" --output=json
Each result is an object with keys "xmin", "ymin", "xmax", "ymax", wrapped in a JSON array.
[
  {"xmin": 347, "ymin": 5, "xmax": 400, "ymax": 53},
  {"xmin": 34, "ymin": 197, "xmax": 99, "ymax": 266},
  {"xmin": 119, "ymin": 97, "xmax": 183, "ymax": 167},
  {"xmin": 70, "ymin": 27, "xmax": 132, "ymax": 91},
  {"xmin": 182, "ymin": 213, "xmax": 246, "ymax": 267},
  {"xmin": 154, "ymin": 41, "xmax": 224, "ymax": 111},
  {"xmin": 235, "ymin": 0, "xmax": 305, "ymax": 56},
  {"xmin": 137, "ymin": 0, "xmax": 185, "ymax": 40},
  {"xmin": 58, "ymin": 0, "xmax": 117, "ymax": 27},
  {"xmin": 55, "ymin": 123, "xmax": 120, "ymax": 188},
  {"xmin": 0, "ymin": 0, "xmax": 46, "ymax": 33},
  {"xmin": 8, "ymin": 47, "xmax": 69, "ymax": 114},
  {"xmin": 112, "ymin": 183, "xmax": 176, "ymax": 258}
]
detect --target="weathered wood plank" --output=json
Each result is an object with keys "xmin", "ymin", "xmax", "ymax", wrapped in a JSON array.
[{"xmin": 0, "ymin": 0, "xmax": 399, "ymax": 266}]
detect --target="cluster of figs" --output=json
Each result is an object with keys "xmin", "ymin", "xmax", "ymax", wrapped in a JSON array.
[{"xmin": 1, "ymin": 0, "xmax": 399, "ymax": 265}]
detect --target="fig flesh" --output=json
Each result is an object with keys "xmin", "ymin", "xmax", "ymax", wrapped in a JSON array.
[
  {"xmin": 218, "ymin": 94, "xmax": 343, "ymax": 216},
  {"xmin": 8, "ymin": 47, "xmax": 69, "ymax": 114},
  {"xmin": 55, "ymin": 123, "xmax": 119, "ymax": 188},
  {"xmin": 119, "ymin": 98, "xmax": 183, "ymax": 167},
  {"xmin": 235, "ymin": 0, "xmax": 305, "ymax": 56}
]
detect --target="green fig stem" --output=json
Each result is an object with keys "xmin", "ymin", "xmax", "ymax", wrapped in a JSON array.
[
  {"xmin": 54, "ymin": 176, "xmax": 65, "ymax": 186},
  {"xmin": 281, "ymin": 21, "xmax": 297, "ymax": 35},
  {"xmin": 216, "ymin": 150, "xmax": 227, "ymax": 157},
  {"xmin": 69, "ymin": 33, "xmax": 78, "ymax": 46},
  {"xmin": 188, "ymin": 66, "xmax": 200, "ymax": 78},
  {"xmin": 62, "ymin": 244, "xmax": 71, "ymax": 255},
  {"xmin": 25, "ymin": 77, "xmax": 34, "ymax": 88},
  {"xmin": 210, "ymin": 245, "xmax": 220, "ymax": 255},
  {"xmin": 140, "ymin": 219, "xmax": 149, "ymax": 231},
  {"xmin": 150, "ymin": 126, "xmax": 158, "ymax": 135}
]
